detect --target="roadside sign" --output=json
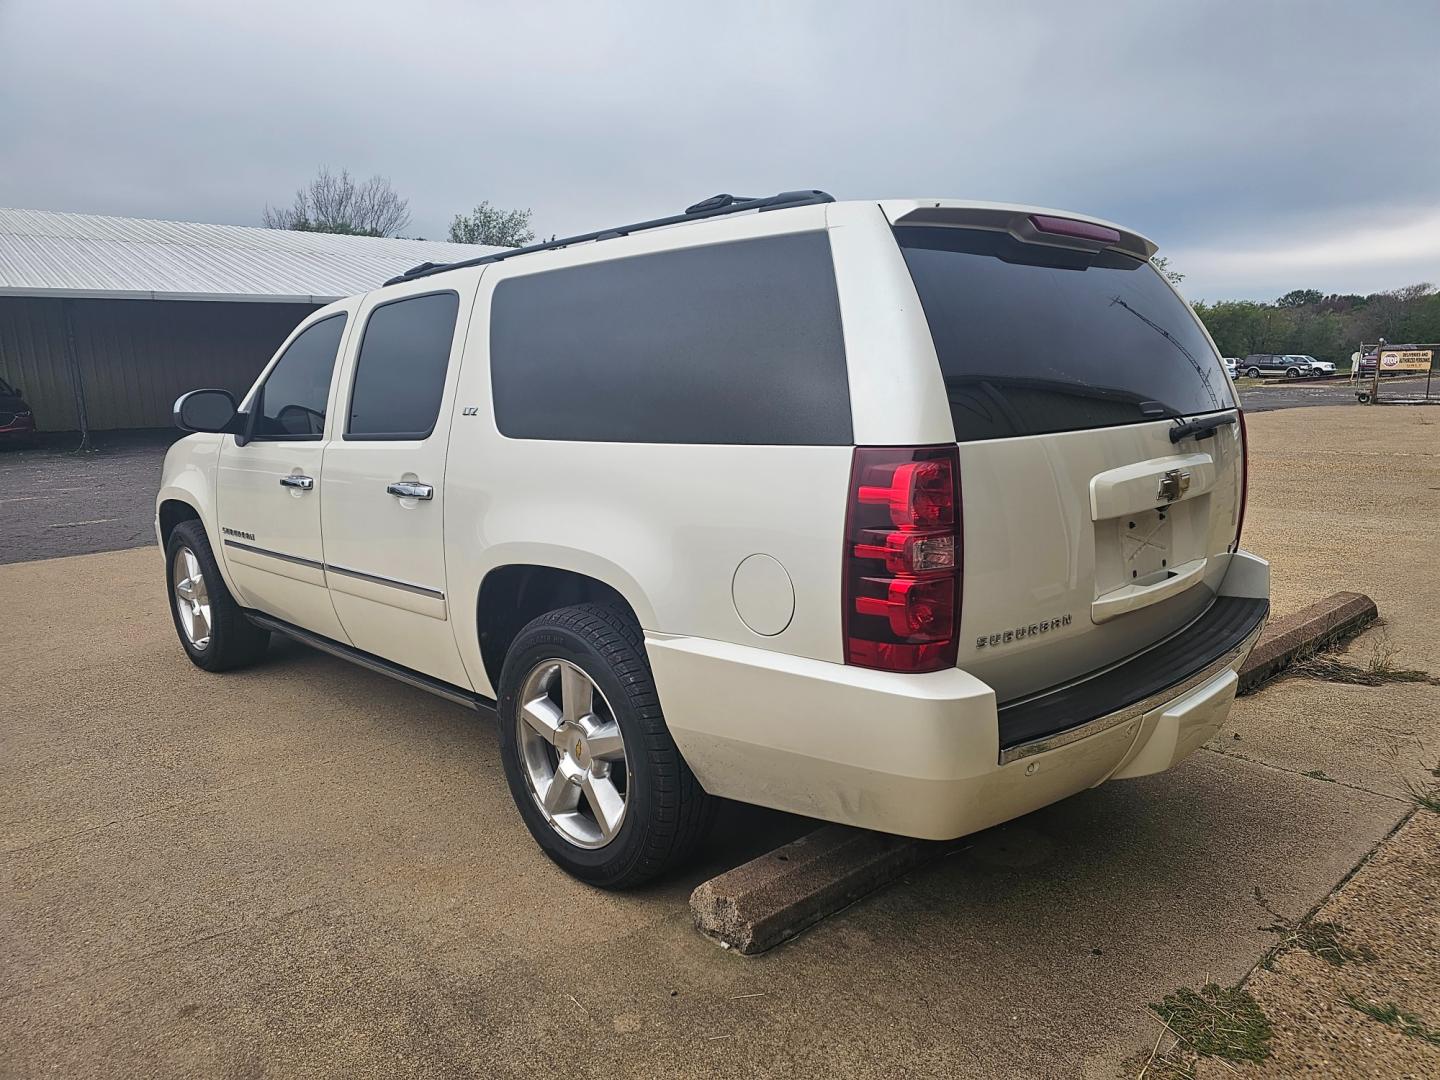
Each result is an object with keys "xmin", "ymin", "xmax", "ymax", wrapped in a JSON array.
[{"xmin": 1379, "ymin": 349, "xmax": 1433, "ymax": 372}]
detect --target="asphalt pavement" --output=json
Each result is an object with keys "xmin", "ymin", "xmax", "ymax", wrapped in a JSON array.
[{"xmin": 0, "ymin": 430, "xmax": 176, "ymax": 564}]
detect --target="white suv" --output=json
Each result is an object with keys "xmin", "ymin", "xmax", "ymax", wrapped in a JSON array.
[{"xmin": 158, "ymin": 191, "xmax": 1269, "ymax": 887}]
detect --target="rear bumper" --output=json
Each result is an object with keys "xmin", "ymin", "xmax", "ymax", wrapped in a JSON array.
[{"xmin": 648, "ymin": 551, "xmax": 1269, "ymax": 840}]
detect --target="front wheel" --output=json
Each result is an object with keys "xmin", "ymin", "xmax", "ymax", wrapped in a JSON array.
[
  {"xmin": 496, "ymin": 604, "xmax": 715, "ymax": 888},
  {"xmin": 165, "ymin": 520, "xmax": 270, "ymax": 672},
  {"xmin": 1286, "ymin": 367, "xmax": 1302, "ymax": 378}
]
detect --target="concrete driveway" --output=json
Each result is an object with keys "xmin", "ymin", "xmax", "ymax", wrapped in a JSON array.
[{"xmin": 2, "ymin": 406, "xmax": 1435, "ymax": 1078}]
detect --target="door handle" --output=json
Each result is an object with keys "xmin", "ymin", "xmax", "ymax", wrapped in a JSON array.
[
  {"xmin": 279, "ymin": 474, "xmax": 314, "ymax": 490},
  {"xmin": 386, "ymin": 481, "xmax": 434, "ymax": 501}
]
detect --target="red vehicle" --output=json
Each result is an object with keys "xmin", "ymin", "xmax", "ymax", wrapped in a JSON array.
[
  {"xmin": 1358, "ymin": 345, "xmax": 1418, "ymax": 377},
  {"xmin": 0, "ymin": 375, "xmax": 36, "ymax": 446}
]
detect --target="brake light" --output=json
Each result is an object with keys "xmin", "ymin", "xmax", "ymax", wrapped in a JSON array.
[
  {"xmin": 1028, "ymin": 214, "xmax": 1121, "ymax": 246},
  {"xmin": 844, "ymin": 446, "xmax": 961, "ymax": 673},
  {"xmin": 1232, "ymin": 408, "xmax": 1248, "ymax": 552}
]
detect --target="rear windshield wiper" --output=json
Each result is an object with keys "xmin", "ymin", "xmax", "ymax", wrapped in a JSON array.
[{"xmin": 1169, "ymin": 413, "xmax": 1237, "ymax": 443}]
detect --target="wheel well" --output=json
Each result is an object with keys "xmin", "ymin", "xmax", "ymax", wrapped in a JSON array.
[
  {"xmin": 477, "ymin": 566, "xmax": 638, "ymax": 692},
  {"xmin": 158, "ymin": 500, "xmax": 202, "ymax": 547}
]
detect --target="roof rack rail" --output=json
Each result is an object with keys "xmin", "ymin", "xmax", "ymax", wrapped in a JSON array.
[{"xmin": 384, "ymin": 189, "xmax": 834, "ymax": 286}]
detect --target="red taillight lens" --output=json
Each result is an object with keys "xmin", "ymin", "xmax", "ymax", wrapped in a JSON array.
[
  {"xmin": 844, "ymin": 446, "xmax": 962, "ymax": 673},
  {"xmin": 1232, "ymin": 408, "xmax": 1248, "ymax": 552},
  {"xmin": 1028, "ymin": 214, "xmax": 1121, "ymax": 246}
]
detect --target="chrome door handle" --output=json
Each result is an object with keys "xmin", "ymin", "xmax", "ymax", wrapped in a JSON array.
[
  {"xmin": 279, "ymin": 475, "xmax": 314, "ymax": 490},
  {"xmin": 386, "ymin": 481, "xmax": 434, "ymax": 500}
]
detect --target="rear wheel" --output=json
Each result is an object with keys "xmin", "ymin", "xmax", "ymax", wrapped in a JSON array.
[
  {"xmin": 1245, "ymin": 366, "xmax": 1261, "ymax": 378},
  {"xmin": 165, "ymin": 520, "xmax": 270, "ymax": 671},
  {"xmin": 496, "ymin": 604, "xmax": 715, "ymax": 888}
]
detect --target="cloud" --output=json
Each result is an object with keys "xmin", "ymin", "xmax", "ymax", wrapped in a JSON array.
[
  {"xmin": 1171, "ymin": 206, "xmax": 1440, "ymax": 300},
  {"xmin": 1, "ymin": 0, "xmax": 1436, "ymax": 301}
]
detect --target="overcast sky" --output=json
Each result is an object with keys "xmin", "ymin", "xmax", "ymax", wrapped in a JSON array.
[{"xmin": 2, "ymin": 0, "xmax": 1437, "ymax": 301}]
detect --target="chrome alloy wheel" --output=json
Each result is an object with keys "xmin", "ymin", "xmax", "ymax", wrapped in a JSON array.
[
  {"xmin": 171, "ymin": 546, "xmax": 212, "ymax": 650},
  {"xmin": 516, "ymin": 659, "xmax": 629, "ymax": 849}
]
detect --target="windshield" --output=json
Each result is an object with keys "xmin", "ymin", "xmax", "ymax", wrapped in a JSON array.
[{"xmin": 894, "ymin": 226, "xmax": 1234, "ymax": 441}]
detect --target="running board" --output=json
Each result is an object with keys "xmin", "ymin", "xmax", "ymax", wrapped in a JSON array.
[{"xmin": 245, "ymin": 611, "xmax": 496, "ymax": 715}]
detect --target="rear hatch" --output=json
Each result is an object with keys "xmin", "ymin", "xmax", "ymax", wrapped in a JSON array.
[{"xmin": 889, "ymin": 208, "xmax": 1244, "ymax": 706}]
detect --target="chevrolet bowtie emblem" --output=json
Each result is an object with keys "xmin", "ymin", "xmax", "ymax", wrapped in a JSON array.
[{"xmin": 1157, "ymin": 468, "xmax": 1192, "ymax": 503}]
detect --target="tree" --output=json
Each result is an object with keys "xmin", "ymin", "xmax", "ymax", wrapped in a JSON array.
[
  {"xmin": 448, "ymin": 202, "xmax": 535, "ymax": 247},
  {"xmin": 1276, "ymin": 288, "xmax": 1323, "ymax": 308},
  {"xmin": 1150, "ymin": 255, "xmax": 1184, "ymax": 286},
  {"xmin": 262, "ymin": 167, "xmax": 410, "ymax": 237}
]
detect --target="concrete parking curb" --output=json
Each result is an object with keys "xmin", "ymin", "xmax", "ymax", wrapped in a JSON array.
[
  {"xmin": 691, "ymin": 826, "xmax": 951, "ymax": 954},
  {"xmin": 1237, "ymin": 590, "xmax": 1378, "ymax": 694},
  {"xmin": 691, "ymin": 591, "xmax": 1379, "ymax": 954}
]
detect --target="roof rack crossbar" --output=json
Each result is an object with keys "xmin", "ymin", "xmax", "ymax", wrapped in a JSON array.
[{"xmin": 384, "ymin": 189, "xmax": 834, "ymax": 285}]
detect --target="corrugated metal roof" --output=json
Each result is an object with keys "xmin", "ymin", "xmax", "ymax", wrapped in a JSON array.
[{"xmin": 0, "ymin": 207, "xmax": 502, "ymax": 303}]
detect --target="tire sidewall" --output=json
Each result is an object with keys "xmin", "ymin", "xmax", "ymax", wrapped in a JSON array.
[
  {"xmin": 496, "ymin": 619, "xmax": 658, "ymax": 884},
  {"xmin": 165, "ymin": 521, "xmax": 229, "ymax": 671}
]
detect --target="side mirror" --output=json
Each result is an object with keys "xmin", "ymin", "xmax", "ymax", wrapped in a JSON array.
[{"xmin": 174, "ymin": 389, "xmax": 239, "ymax": 434}]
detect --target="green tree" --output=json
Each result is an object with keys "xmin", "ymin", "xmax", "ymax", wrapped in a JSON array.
[
  {"xmin": 262, "ymin": 167, "xmax": 410, "ymax": 237},
  {"xmin": 448, "ymin": 202, "xmax": 536, "ymax": 247},
  {"xmin": 1276, "ymin": 288, "xmax": 1323, "ymax": 308},
  {"xmin": 1151, "ymin": 255, "xmax": 1184, "ymax": 286}
]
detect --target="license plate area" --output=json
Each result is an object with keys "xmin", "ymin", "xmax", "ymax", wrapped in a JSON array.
[{"xmin": 1120, "ymin": 507, "xmax": 1174, "ymax": 583}]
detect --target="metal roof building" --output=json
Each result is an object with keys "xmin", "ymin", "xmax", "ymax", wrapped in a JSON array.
[{"xmin": 0, "ymin": 208, "xmax": 497, "ymax": 435}]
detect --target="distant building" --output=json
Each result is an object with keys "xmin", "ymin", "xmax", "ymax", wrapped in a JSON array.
[{"xmin": 0, "ymin": 208, "xmax": 495, "ymax": 433}]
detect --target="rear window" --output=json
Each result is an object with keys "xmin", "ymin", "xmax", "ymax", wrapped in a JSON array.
[
  {"xmin": 489, "ymin": 232, "xmax": 850, "ymax": 444},
  {"xmin": 895, "ymin": 226, "xmax": 1234, "ymax": 441}
]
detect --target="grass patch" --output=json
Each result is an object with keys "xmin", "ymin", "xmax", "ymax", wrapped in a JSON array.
[
  {"xmin": 1275, "ymin": 920, "xmax": 1373, "ymax": 967},
  {"xmin": 1342, "ymin": 993, "xmax": 1440, "ymax": 1045},
  {"xmin": 1405, "ymin": 766, "xmax": 1440, "ymax": 812},
  {"xmin": 1290, "ymin": 631, "xmax": 1438, "ymax": 688},
  {"xmin": 1293, "ymin": 656, "xmax": 1438, "ymax": 686},
  {"xmin": 1302, "ymin": 769, "xmax": 1336, "ymax": 782},
  {"xmin": 1254, "ymin": 888, "xmax": 1373, "ymax": 968},
  {"xmin": 1149, "ymin": 984, "xmax": 1273, "ymax": 1064}
]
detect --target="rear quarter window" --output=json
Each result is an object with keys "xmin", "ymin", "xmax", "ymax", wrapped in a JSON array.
[
  {"xmin": 895, "ymin": 226, "xmax": 1234, "ymax": 441},
  {"xmin": 489, "ymin": 232, "xmax": 851, "ymax": 444}
]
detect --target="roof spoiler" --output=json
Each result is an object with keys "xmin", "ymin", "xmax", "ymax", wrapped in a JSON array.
[{"xmin": 889, "ymin": 204, "xmax": 1157, "ymax": 261}]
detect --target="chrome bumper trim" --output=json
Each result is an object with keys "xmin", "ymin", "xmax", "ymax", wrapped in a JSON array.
[{"xmin": 997, "ymin": 616, "xmax": 1267, "ymax": 765}]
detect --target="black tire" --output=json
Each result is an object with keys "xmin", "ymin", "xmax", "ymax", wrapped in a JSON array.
[
  {"xmin": 165, "ymin": 519, "xmax": 270, "ymax": 672},
  {"xmin": 1286, "ymin": 367, "xmax": 1301, "ymax": 378},
  {"xmin": 496, "ymin": 603, "xmax": 715, "ymax": 889},
  {"xmin": 1245, "ymin": 367, "xmax": 1261, "ymax": 378}
]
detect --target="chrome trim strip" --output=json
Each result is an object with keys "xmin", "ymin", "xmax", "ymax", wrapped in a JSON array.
[
  {"xmin": 324, "ymin": 563, "xmax": 445, "ymax": 601},
  {"xmin": 223, "ymin": 539, "xmax": 324, "ymax": 571},
  {"xmin": 997, "ymin": 616, "xmax": 1267, "ymax": 765}
]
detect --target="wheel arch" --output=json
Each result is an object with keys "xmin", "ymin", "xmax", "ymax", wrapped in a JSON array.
[
  {"xmin": 157, "ymin": 498, "xmax": 202, "ymax": 548},
  {"xmin": 476, "ymin": 563, "xmax": 649, "ymax": 697}
]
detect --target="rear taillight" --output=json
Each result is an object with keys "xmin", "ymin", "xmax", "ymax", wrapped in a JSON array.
[
  {"xmin": 843, "ymin": 446, "xmax": 962, "ymax": 673},
  {"xmin": 1232, "ymin": 408, "xmax": 1248, "ymax": 552}
]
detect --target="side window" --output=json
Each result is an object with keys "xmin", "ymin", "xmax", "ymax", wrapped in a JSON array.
[
  {"xmin": 489, "ymin": 232, "xmax": 851, "ymax": 445},
  {"xmin": 346, "ymin": 292, "xmax": 460, "ymax": 440},
  {"xmin": 253, "ymin": 314, "xmax": 348, "ymax": 439}
]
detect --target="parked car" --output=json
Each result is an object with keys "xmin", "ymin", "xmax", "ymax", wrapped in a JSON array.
[
  {"xmin": 1224, "ymin": 357, "xmax": 1239, "ymax": 378},
  {"xmin": 157, "ymin": 191, "xmax": 1269, "ymax": 888},
  {"xmin": 1298, "ymin": 355, "xmax": 1336, "ymax": 375},
  {"xmin": 0, "ymin": 375, "xmax": 36, "ymax": 446},
  {"xmin": 1241, "ymin": 354, "xmax": 1317, "ymax": 378}
]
